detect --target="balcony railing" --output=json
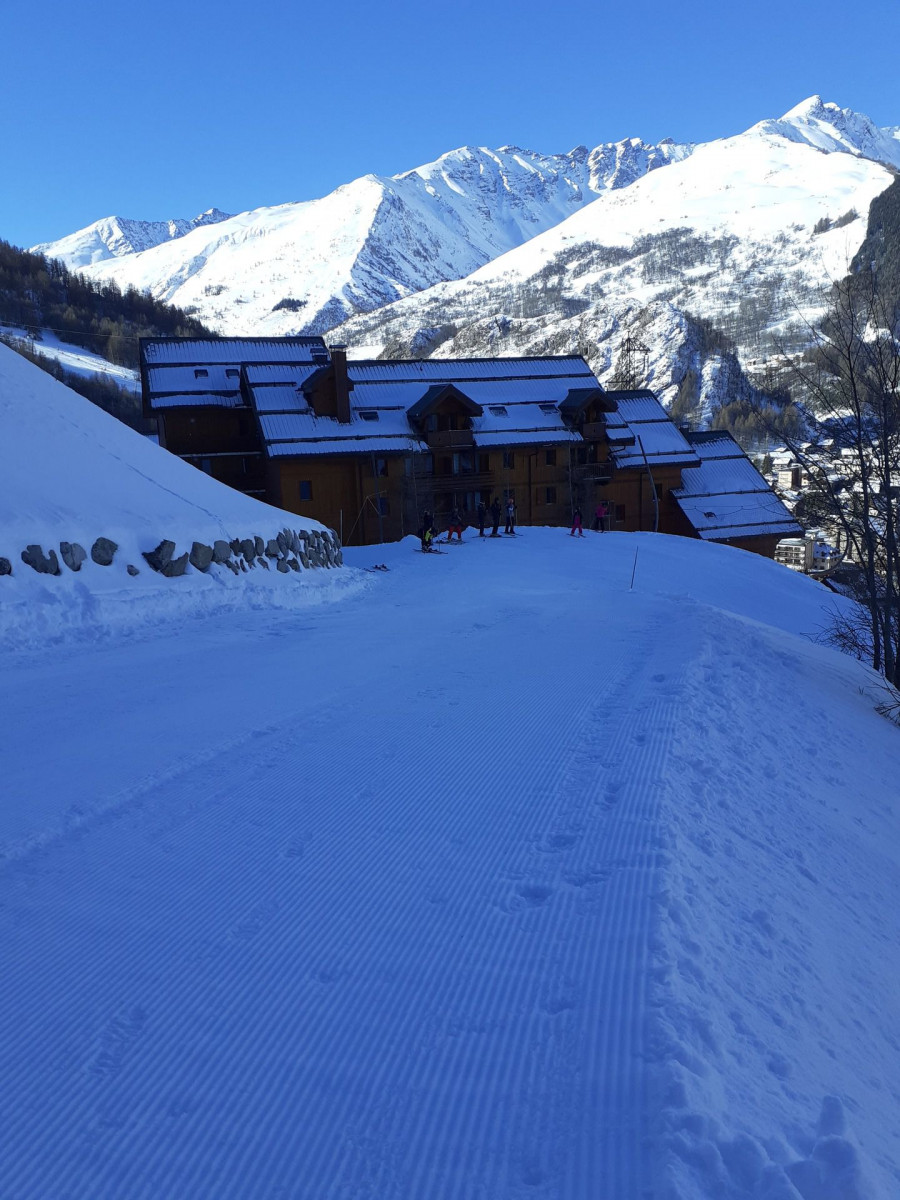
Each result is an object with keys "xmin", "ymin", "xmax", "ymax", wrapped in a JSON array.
[
  {"xmin": 425, "ymin": 470, "xmax": 495, "ymax": 490},
  {"xmin": 426, "ymin": 429, "xmax": 475, "ymax": 449}
]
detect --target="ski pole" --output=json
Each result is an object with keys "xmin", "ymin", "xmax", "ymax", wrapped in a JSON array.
[{"xmin": 630, "ymin": 546, "xmax": 639, "ymax": 591}]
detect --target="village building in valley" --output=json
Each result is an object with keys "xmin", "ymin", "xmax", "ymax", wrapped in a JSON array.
[{"xmin": 140, "ymin": 337, "xmax": 801, "ymax": 553}]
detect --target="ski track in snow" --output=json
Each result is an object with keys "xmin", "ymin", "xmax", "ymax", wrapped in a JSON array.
[{"xmin": 1, "ymin": 532, "xmax": 898, "ymax": 1198}]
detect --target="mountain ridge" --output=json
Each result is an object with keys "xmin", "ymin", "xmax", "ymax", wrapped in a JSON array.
[{"xmin": 26, "ymin": 97, "xmax": 900, "ymax": 438}]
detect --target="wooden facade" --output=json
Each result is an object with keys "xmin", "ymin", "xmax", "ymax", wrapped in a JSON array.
[{"xmin": 140, "ymin": 340, "xmax": 801, "ymax": 554}]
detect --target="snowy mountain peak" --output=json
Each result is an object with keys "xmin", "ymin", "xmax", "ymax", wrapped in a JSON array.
[
  {"xmin": 754, "ymin": 96, "xmax": 900, "ymax": 170},
  {"xmin": 31, "ymin": 207, "xmax": 233, "ymax": 269},
  {"xmin": 779, "ymin": 94, "xmax": 832, "ymax": 120}
]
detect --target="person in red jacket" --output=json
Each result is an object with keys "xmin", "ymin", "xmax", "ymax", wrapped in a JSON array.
[
  {"xmin": 446, "ymin": 506, "xmax": 464, "ymax": 541},
  {"xmin": 570, "ymin": 507, "xmax": 585, "ymax": 536}
]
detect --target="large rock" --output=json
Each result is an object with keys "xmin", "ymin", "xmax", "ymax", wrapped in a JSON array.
[
  {"xmin": 229, "ymin": 538, "xmax": 242, "ymax": 556},
  {"xmin": 299, "ymin": 552, "xmax": 310, "ymax": 569},
  {"xmin": 240, "ymin": 538, "xmax": 256, "ymax": 563},
  {"xmin": 287, "ymin": 557, "xmax": 300, "ymax": 572},
  {"xmin": 265, "ymin": 538, "xmax": 280, "ymax": 559},
  {"xmin": 22, "ymin": 545, "xmax": 60, "ymax": 575},
  {"xmin": 276, "ymin": 531, "xmax": 289, "ymax": 556},
  {"xmin": 276, "ymin": 558, "xmax": 291, "ymax": 573},
  {"xmin": 212, "ymin": 540, "xmax": 233, "ymax": 564},
  {"xmin": 91, "ymin": 537, "xmax": 117, "ymax": 566},
  {"xmin": 0, "ymin": 557, "xmax": 12, "ymax": 576},
  {"xmin": 161, "ymin": 553, "xmax": 189, "ymax": 578},
  {"xmin": 189, "ymin": 542, "xmax": 214, "ymax": 572},
  {"xmin": 254, "ymin": 536, "xmax": 265, "ymax": 557},
  {"xmin": 59, "ymin": 541, "xmax": 87, "ymax": 572},
  {"xmin": 257, "ymin": 557, "xmax": 270, "ymax": 570},
  {"xmin": 126, "ymin": 564, "xmax": 140, "ymax": 576},
  {"xmin": 143, "ymin": 540, "xmax": 176, "ymax": 573}
]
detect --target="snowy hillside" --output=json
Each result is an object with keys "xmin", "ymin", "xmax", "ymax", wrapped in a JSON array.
[
  {"xmin": 34, "ymin": 140, "xmax": 691, "ymax": 336},
  {"xmin": 0, "ymin": 343, "xmax": 358, "ymax": 650},
  {"xmin": 335, "ymin": 97, "xmax": 898, "ymax": 424},
  {"xmin": 2, "ymin": 520, "xmax": 898, "ymax": 1198}
]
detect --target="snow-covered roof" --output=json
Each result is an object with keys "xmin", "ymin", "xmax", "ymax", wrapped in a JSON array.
[
  {"xmin": 141, "ymin": 337, "xmax": 328, "ymax": 366},
  {"xmin": 141, "ymin": 338, "xmax": 329, "ymax": 413},
  {"xmin": 267, "ymin": 436, "xmax": 425, "ymax": 457},
  {"xmin": 604, "ymin": 391, "xmax": 700, "ymax": 469},
  {"xmin": 348, "ymin": 356, "xmax": 594, "ymax": 383},
  {"xmin": 474, "ymin": 429, "xmax": 581, "ymax": 447},
  {"xmin": 254, "ymin": 355, "xmax": 601, "ymax": 456},
  {"xmin": 674, "ymin": 431, "xmax": 802, "ymax": 542}
]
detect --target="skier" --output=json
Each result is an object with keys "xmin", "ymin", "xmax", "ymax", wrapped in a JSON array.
[
  {"xmin": 570, "ymin": 507, "xmax": 585, "ymax": 537},
  {"xmin": 420, "ymin": 509, "xmax": 435, "ymax": 553},
  {"xmin": 505, "ymin": 496, "xmax": 516, "ymax": 535},
  {"xmin": 447, "ymin": 506, "xmax": 464, "ymax": 542},
  {"xmin": 593, "ymin": 500, "xmax": 608, "ymax": 532},
  {"xmin": 489, "ymin": 498, "xmax": 502, "ymax": 537},
  {"xmin": 476, "ymin": 499, "xmax": 487, "ymax": 537}
]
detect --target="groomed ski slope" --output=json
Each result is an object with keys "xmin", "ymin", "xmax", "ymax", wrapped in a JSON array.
[{"xmin": 2, "ymin": 530, "xmax": 899, "ymax": 1199}]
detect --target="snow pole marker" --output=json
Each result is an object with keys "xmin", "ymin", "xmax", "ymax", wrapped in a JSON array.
[{"xmin": 630, "ymin": 546, "xmax": 639, "ymax": 591}]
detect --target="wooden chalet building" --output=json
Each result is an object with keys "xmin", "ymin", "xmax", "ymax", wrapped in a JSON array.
[{"xmin": 140, "ymin": 337, "xmax": 801, "ymax": 553}]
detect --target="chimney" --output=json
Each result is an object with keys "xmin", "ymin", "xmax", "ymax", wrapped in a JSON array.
[{"xmin": 330, "ymin": 344, "xmax": 351, "ymax": 424}]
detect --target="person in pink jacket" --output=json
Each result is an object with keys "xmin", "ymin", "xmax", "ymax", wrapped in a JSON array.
[{"xmin": 570, "ymin": 507, "xmax": 585, "ymax": 536}]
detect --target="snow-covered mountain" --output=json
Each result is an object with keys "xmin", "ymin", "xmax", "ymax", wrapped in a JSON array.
[
  {"xmin": 31, "ymin": 97, "xmax": 900, "ymax": 428},
  {"xmin": 33, "ymin": 140, "xmax": 691, "ymax": 334},
  {"xmin": 331, "ymin": 97, "xmax": 900, "ymax": 425},
  {"xmin": 32, "ymin": 208, "xmax": 233, "ymax": 267}
]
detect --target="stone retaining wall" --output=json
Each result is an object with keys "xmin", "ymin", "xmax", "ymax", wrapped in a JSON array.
[{"xmin": 2, "ymin": 527, "xmax": 343, "ymax": 580}]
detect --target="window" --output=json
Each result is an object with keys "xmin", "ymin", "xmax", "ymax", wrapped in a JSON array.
[
  {"xmin": 489, "ymin": 405, "xmax": 508, "ymax": 417},
  {"xmin": 193, "ymin": 368, "xmax": 208, "ymax": 379},
  {"xmin": 539, "ymin": 403, "xmax": 557, "ymax": 414},
  {"xmin": 478, "ymin": 454, "xmax": 490, "ymax": 473},
  {"xmin": 299, "ymin": 480, "xmax": 313, "ymax": 501},
  {"xmin": 615, "ymin": 504, "xmax": 625, "ymax": 523},
  {"xmin": 359, "ymin": 410, "xmax": 379, "ymax": 421},
  {"xmin": 200, "ymin": 458, "xmax": 212, "ymax": 474},
  {"xmin": 452, "ymin": 452, "xmax": 473, "ymax": 475},
  {"xmin": 502, "ymin": 451, "xmax": 515, "ymax": 469},
  {"xmin": 225, "ymin": 368, "xmax": 239, "ymax": 379},
  {"xmin": 545, "ymin": 449, "xmax": 556, "ymax": 466},
  {"xmin": 374, "ymin": 458, "xmax": 388, "ymax": 477},
  {"xmin": 377, "ymin": 497, "xmax": 390, "ymax": 516},
  {"xmin": 545, "ymin": 486, "xmax": 557, "ymax": 504}
]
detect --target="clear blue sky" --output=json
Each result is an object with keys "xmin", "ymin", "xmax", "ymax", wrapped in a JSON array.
[{"xmin": 2, "ymin": 0, "xmax": 897, "ymax": 249}]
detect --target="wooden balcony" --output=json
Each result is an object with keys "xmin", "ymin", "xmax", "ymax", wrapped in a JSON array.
[
  {"xmin": 428, "ymin": 470, "xmax": 494, "ymax": 491},
  {"xmin": 426, "ymin": 429, "xmax": 475, "ymax": 449},
  {"xmin": 581, "ymin": 421, "xmax": 608, "ymax": 440}
]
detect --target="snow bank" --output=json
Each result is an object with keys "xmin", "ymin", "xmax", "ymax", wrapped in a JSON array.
[{"xmin": 0, "ymin": 343, "xmax": 362, "ymax": 650}]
